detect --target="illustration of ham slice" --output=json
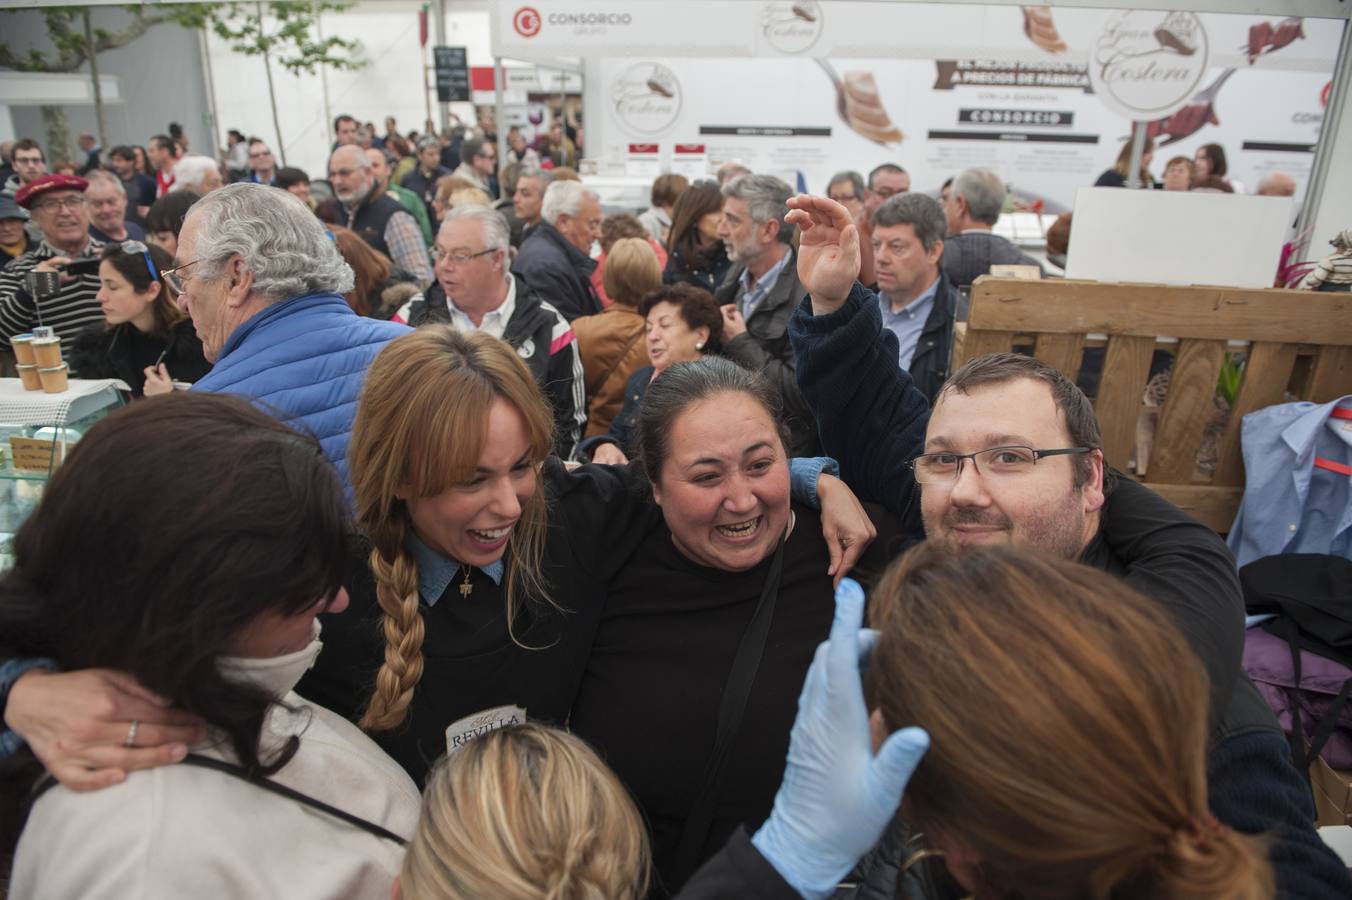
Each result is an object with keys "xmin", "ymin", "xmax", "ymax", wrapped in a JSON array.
[
  {"xmin": 1246, "ymin": 17, "xmax": 1306, "ymax": 62},
  {"xmin": 645, "ymin": 66, "xmax": 677, "ymax": 98},
  {"xmin": 842, "ymin": 71, "xmax": 903, "ymax": 144},
  {"xmin": 1155, "ymin": 11, "xmax": 1199, "ymax": 56},
  {"xmin": 1022, "ymin": 6, "xmax": 1066, "ymax": 53},
  {"xmin": 1140, "ymin": 69, "xmax": 1232, "ymax": 145}
]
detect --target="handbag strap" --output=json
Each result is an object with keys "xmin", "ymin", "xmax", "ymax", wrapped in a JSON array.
[
  {"xmin": 20, "ymin": 753, "xmax": 407, "ymax": 847},
  {"xmin": 671, "ymin": 534, "xmax": 787, "ymax": 887},
  {"xmin": 1274, "ymin": 616, "xmax": 1352, "ymax": 773},
  {"xmin": 586, "ymin": 325, "xmax": 645, "ymax": 399},
  {"xmin": 180, "ymin": 754, "xmax": 408, "ymax": 845}
]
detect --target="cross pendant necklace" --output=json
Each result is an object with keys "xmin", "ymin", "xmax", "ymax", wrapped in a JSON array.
[{"xmin": 459, "ymin": 565, "xmax": 473, "ymax": 598}]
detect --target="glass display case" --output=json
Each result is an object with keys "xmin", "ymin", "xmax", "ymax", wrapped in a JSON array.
[{"xmin": 0, "ymin": 378, "xmax": 124, "ymax": 570}]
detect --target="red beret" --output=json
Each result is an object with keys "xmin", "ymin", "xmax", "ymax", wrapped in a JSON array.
[{"xmin": 15, "ymin": 174, "xmax": 90, "ymax": 209}]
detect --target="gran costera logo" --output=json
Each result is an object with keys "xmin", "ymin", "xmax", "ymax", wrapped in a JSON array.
[
  {"xmin": 1089, "ymin": 11, "xmax": 1209, "ymax": 119},
  {"xmin": 610, "ymin": 62, "xmax": 682, "ymax": 136},
  {"xmin": 760, "ymin": 0, "xmax": 823, "ymax": 54}
]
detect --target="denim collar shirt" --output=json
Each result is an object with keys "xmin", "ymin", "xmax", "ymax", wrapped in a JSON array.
[
  {"xmin": 877, "ymin": 276, "xmax": 939, "ymax": 371},
  {"xmin": 1227, "ymin": 394, "xmax": 1352, "ymax": 568},
  {"xmin": 407, "ymin": 530, "xmax": 506, "ymax": 606},
  {"xmin": 738, "ymin": 247, "xmax": 793, "ymax": 319}
]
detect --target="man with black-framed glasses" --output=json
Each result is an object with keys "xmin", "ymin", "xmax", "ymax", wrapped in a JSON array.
[
  {"xmin": 401, "ymin": 205, "xmax": 585, "ymax": 459},
  {"xmin": 774, "ymin": 194, "xmax": 1352, "ymax": 899},
  {"xmin": 0, "ymin": 174, "xmax": 106, "ymax": 350}
]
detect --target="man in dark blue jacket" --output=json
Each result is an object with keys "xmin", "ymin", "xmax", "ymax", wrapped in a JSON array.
[
  {"xmin": 173, "ymin": 182, "xmax": 409, "ymax": 495},
  {"xmin": 511, "ymin": 179, "xmax": 601, "ymax": 322},
  {"xmin": 769, "ymin": 194, "xmax": 1352, "ymax": 900}
]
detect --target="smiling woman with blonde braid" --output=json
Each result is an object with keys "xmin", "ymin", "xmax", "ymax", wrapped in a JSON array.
[{"xmin": 295, "ymin": 328, "xmax": 873, "ymax": 788}]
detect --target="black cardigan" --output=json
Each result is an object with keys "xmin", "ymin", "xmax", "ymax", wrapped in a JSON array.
[
  {"xmin": 570, "ymin": 503, "xmax": 834, "ymax": 898},
  {"xmin": 67, "ymin": 318, "xmax": 212, "ymax": 397},
  {"xmin": 298, "ymin": 457, "xmax": 660, "ymax": 785}
]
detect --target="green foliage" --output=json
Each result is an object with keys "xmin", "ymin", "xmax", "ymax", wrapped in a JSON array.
[
  {"xmin": 1217, "ymin": 354, "xmax": 1244, "ymax": 408},
  {"xmin": 207, "ymin": 1, "xmax": 363, "ymax": 75},
  {"xmin": 0, "ymin": 2, "xmax": 364, "ymax": 76}
]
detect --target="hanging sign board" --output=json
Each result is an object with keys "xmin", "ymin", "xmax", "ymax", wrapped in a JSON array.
[{"xmin": 434, "ymin": 46, "xmax": 471, "ymax": 103}]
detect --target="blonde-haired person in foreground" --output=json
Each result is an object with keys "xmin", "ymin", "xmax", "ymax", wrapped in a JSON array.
[
  {"xmin": 864, "ymin": 543, "xmax": 1274, "ymax": 900},
  {"xmin": 396, "ymin": 723, "xmax": 649, "ymax": 900}
]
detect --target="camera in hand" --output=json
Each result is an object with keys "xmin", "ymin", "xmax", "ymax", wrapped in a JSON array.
[{"xmin": 24, "ymin": 270, "xmax": 61, "ymax": 300}]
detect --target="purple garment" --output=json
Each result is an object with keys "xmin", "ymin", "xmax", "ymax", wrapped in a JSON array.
[{"xmin": 1244, "ymin": 626, "xmax": 1352, "ymax": 767}]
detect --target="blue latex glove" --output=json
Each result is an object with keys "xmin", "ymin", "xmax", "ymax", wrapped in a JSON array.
[{"xmin": 751, "ymin": 579, "xmax": 929, "ymax": 899}]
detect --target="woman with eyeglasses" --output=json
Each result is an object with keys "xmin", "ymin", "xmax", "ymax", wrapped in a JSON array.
[{"xmin": 68, "ymin": 241, "xmax": 212, "ymax": 396}]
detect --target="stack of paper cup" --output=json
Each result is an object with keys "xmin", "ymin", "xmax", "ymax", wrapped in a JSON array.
[
  {"xmin": 38, "ymin": 363, "xmax": 69, "ymax": 393},
  {"xmin": 32, "ymin": 335, "xmax": 62, "ymax": 368},
  {"xmin": 11, "ymin": 333, "xmax": 40, "ymax": 391}
]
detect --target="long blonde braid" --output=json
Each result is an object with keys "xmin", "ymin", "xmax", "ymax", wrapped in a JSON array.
[{"xmin": 359, "ymin": 542, "xmax": 426, "ymax": 731}]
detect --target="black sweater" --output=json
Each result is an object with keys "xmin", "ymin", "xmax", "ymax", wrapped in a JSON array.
[
  {"xmin": 786, "ymin": 283, "xmax": 1352, "ymax": 900},
  {"xmin": 570, "ymin": 503, "xmax": 834, "ymax": 898},
  {"xmin": 67, "ymin": 318, "xmax": 212, "ymax": 397},
  {"xmin": 298, "ymin": 457, "xmax": 660, "ymax": 784}
]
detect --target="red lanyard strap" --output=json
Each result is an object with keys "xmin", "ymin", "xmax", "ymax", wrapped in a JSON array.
[{"xmin": 1314, "ymin": 457, "xmax": 1352, "ymax": 476}]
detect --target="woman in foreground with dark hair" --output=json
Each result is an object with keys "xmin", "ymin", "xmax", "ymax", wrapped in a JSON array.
[{"xmin": 3, "ymin": 394, "xmax": 420, "ymax": 897}]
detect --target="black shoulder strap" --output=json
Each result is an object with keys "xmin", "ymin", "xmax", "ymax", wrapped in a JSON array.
[
  {"xmin": 179, "ymin": 755, "xmax": 407, "ymax": 845},
  {"xmin": 19, "ymin": 754, "xmax": 406, "ymax": 848},
  {"xmin": 1273, "ymin": 616, "xmax": 1352, "ymax": 773},
  {"xmin": 671, "ymin": 534, "xmax": 787, "ymax": 888}
]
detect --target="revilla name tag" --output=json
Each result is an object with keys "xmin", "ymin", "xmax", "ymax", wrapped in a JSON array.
[{"xmin": 444, "ymin": 704, "xmax": 526, "ymax": 754}]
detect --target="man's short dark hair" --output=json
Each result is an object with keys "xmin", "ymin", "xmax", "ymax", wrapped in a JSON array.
[
  {"xmin": 460, "ymin": 137, "xmax": 491, "ymax": 167},
  {"xmin": 248, "ymin": 138, "xmax": 268, "ymax": 150},
  {"xmin": 827, "ymin": 171, "xmax": 866, "ymax": 201},
  {"xmin": 334, "ymin": 114, "xmax": 357, "ymax": 131},
  {"xmin": 274, "ymin": 167, "xmax": 310, "ymax": 191},
  {"xmin": 109, "ymin": 145, "xmax": 137, "ymax": 163},
  {"xmin": 149, "ymin": 134, "xmax": 178, "ymax": 156},
  {"xmin": 868, "ymin": 163, "xmax": 906, "ymax": 189},
  {"xmin": 871, "ymin": 193, "xmax": 947, "ymax": 253},
  {"xmin": 13, "ymin": 138, "xmax": 45, "ymax": 163},
  {"xmin": 939, "ymin": 353, "xmax": 1101, "ymax": 489}
]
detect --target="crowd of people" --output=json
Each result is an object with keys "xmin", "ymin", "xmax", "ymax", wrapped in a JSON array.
[{"xmin": 0, "ymin": 110, "xmax": 1348, "ymax": 900}]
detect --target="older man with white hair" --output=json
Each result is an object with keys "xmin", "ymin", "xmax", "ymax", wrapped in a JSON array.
[
  {"xmin": 939, "ymin": 167, "xmax": 1043, "ymax": 289},
  {"xmin": 511, "ymin": 179, "xmax": 602, "ymax": 321},
  {"xmin": 172, "ymin": 183, "xmax": 409, "ymax": 491},
  {"xmin": 170, "ymin": 155, "xmax": 224, "ymax": 195},
  {"xmin": 404, "ymin": 205, "xmax": 585, "ymax": 458},
  {"xmin": 330, "ymin": 144, "xmax": 433, "ymax": 289}
]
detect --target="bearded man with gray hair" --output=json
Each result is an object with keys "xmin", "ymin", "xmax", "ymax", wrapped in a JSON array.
[
  {"xmin": 713, "ymin": 173, "xmax": 819, "ymax": 455},
  {"xmin": 176, "ymin": 183, "xmax": 410, "ymax": 494},
  {"xmin": 330, "ymin": 144, "xmax": 433, "ymax": 289},
  {"xmin": 511, "ymin": 179, "xmax": 602, "ymax": 321}
]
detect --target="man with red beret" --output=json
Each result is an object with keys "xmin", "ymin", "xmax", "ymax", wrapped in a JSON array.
[{"xmin": 0, "ymin": 174, "xmax": 106, "ymax": 349}]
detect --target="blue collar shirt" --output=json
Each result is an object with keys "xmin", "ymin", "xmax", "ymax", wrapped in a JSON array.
[
  {"xmin": 738, "ymin": 247, "xmax": 792, "ymax": 319},
  {"xmin": 1227, "ymin": 394, "xmax": 1352, "ymax": 567},
  {"xmin": 407, "ymin": 530, "xmax": 506, "ymax": 606},
  {"xmin": 877, "ymin": 276, "xmax": 939, "ymax": 371}
]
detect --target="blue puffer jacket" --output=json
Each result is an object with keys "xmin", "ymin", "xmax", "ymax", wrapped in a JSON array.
[{"xmin": 192, "ymin": 292, "xmax": 410, "ymax": 493}]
